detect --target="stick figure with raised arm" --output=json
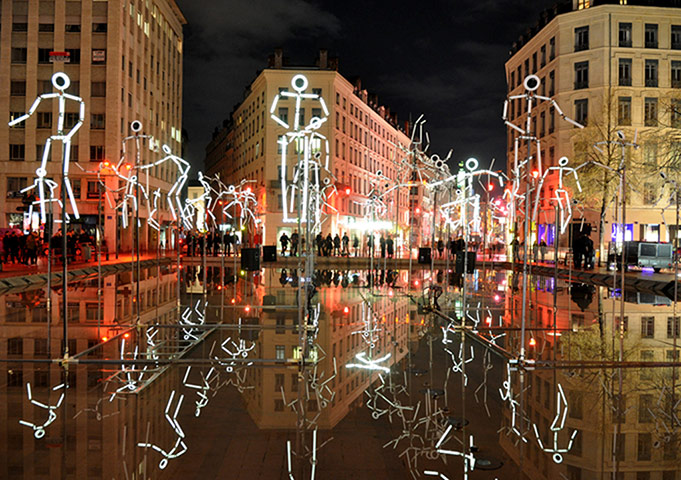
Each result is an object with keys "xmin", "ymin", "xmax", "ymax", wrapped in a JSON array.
[
  {"xmin": 141, "ymin": 144, "xmax": 191, "ymax": 228},
  {"xmin": 270, "ymin": 73, "xmax": 331, "ymax": 227},
  {"xmin": 137, "ymin": 390, "xmax": 187, "ymax": 469},
  {"xmin": 109, "ymin": 121, "xmax": 158, "ymax": 229},
  {"xmin": 533, "ymin": 156, "xmax": 582, "ymax": 234},
  {"xmin": 532, "ymin": 383, "xmax": 579, "ymax": 463},
  {"xmin": 9, "ymin": 72, "xmax": 84, "ymax": 224}
]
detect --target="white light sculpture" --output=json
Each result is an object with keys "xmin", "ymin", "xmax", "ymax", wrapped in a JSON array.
[
  {"xmin": 365, "ymin": 374, "xmax": 413, "ymax": 422},
  {"xmin": 532, "ymin": 383, "xmax": 578, "ymax": 463},
  {"xmin": 107, "ymin": 121, "xmax": 156, "ymax": 229},
  {"xmin": 182, "ymin": 366, "xmax": 219, "ymax": 417},
  {"xmin": 180, "ymin": 300, "xmax": 206, "ymax": 342},
  {"xmin": 502, "ymin": 75, "xmax": 583, "ymax": 225},
  {"xmin": 19, "ymin": 382, "xmax": 65, "ymax": 438},
  {"xmin": 435, "ymin": 433, "xmax": 478, "ymax": 480},
  {"xmin": 73, "ymin": 395, "xmax": 120, "ymax": 421},
  {"xmin": 141, "ymin": 143, "xmax": 192, "ymax": 229},
  {"xmin": 9, "ymin": 73, "xmax": 84, "ymax": 223},
  {"xmin": 346, "ymin": 352, "xmax": 392, "ymax": 373},
  {"xmin": 498, "ymin": 363, "xmax": 529, "ymax": 443},
  {"xmin": 137, "ymin": 390, "xmax": 187, "ymax": 469},
  {"xmin": 270, "ymin": 74, "xmax": 332, "ymax": 230},
  {"xmin": 351, "ymin": 302, "xmax": 382, "ymax": 348},
  {"xmin": 109, "ymin": 338, "xmax": 149, "ymax": 400},
  {"xmin": 532, "ymin": 156, "xmax": 582, "ymax": 234},
  {"xmin": 444, "ymin": 342, "xmax": 474, "ymax": 386}
]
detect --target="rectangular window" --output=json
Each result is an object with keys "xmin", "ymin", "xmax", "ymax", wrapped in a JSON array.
[
  {"xmin": 575, "ymin": 61, "xmax": 589, "ymax": 89},
  {"xmin": 668, "ymin": 317, "xmax": 680, "ymax": 338},
  {"xmin": 673, "ymin": 25, "xmax": 681, "ymax": 49},
  {"xmin": 90, "ymin": 113, "xmax": 105, "ymax": 130},
  {"xmin": 549, "ymin": 37, "xmax": 555, "ymax": 60},
  {"xmin": 644, "ymin": 97, "xmax": 658, "ymax": 126},
  {"xmin": 92, "ymin": 49, "xmax": 106, "ymax": 65},
  {"xmin": 275, "ymin": 345, "xmax": 285, "ymax": 360},
  {"xmin": 38, "ymin": 48, "xmax": 53, "ymax": 64},
  {"xmin": 549, "ymin": 70, "xmax": 555, "ymax": 95},
  {"xmin": 65, "ymin": 48, "xmax": 80, "ymax": 64},
  {"xmin": 638, "ymin": 433, "xmax": 652, "ymax": 460},
  {"xmin": 9, "ymin": 112, "xmax": 25, "ymax": 129},
  {"xmin": 37, "ymin": 112, "xmax": 52, "ymax": 129},
  {"xmin": 7, "ymin": 177, "xmax": 28, "ymax": 196},
  {"xmin": 90, "ymin": 146, "xmax": 105, "ymax": 161},
  {"xmin": 92, "ymin": 23, "xmax": 108, "ymax": 33},
  {"xmin": 8, "ymin": 338, "xmax": 23, "ymax": 355},
  {"xmin": 619, "ymin": 58, "xmax": 632, "ymax": 86},
  {"xmin": 11, "ymin": 47, "xmax": 27, "ymax": 64},
  {"xmin": 91, "ymin": 81, "xmax": 106, "ymax": 97},
  {"xmin": 10, "ymin": 81, "xmax": 26, "ymax": 96},
  {"xmin": 549, "ymin": 106, "xmax": 555, "ymax": 133},
  {"xmin": 641, "ymin": 316, "xmax": 655, "ymax": 337},
  {"xmin": 12, "ymin": 23, "xmax": 28, "ymax": 32},
  {"xmin": 643, "ymin": 142, "xmax": 657, "ymax": 167},
  {"xmin": 645, "ymin": 24, "xmax": 658, "ymax": 48},
  {"xmin": 618, "ymin": 96, "xmax": 631, "ymax": 126},
  {"xmin": 274, "ymin": 373, "xmax": 285, "ymax": 392},
  {"xmin": 64, "ymin": 113, "xmax": 79, "ymax": 129},
  {"xmin": 615, "ymin": 316, "xmax": 629, "ymax": 334},
  {"xmin": 645, "ymin": 59, "xmax": 659, "ymax": 87},
  {"xmin": 540, "ymin": 45, "xmax": 546, "ymax": 67},
  {"xmin": 87, "ymin": 181, "xmax": 100, "ymax": 199},
  {"xmin": 532, "ymin": 52, "xmax": 537, "ymax": 73},
  {"xmin": 613, "ymin": 433, "xmax": 625, "ymax": 461},
  {"xmin": 9, "ymin": 144, "xmax": 25, "ymax": 161},
  {"xmin": 575, "ymin": 99, "xmax": 588, "ymax": 126},
  {"xmin": 65, "ymin": 24, "xmax": 81, "ymax": 33},
  {"xmin": 672, "ymin": 61, "xmax": 681, "ymax": 88},
  {"xmin": 575, "ymin": 26, "xmax": 589, "ymax": 51},
  {"xmin": 619, "ymin": 22, "xmax": 632, "ymax": 47},
  {"xmin": 673, "ymin": 100, "xmax": 681, "ymax": 128},
  {"xmin": 524, "ymin": 58, "xmax": 529, "ymax": 77}
]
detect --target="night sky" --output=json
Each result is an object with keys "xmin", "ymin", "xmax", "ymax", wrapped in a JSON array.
[{"xmin": 175, "ymin": 0, "xmax": 558, "ymax": 172}]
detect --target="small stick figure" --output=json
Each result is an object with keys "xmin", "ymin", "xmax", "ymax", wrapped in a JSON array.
[
  {"xmin": 533, "ymin": 156, "xmax": 582, "ymax": 234},
  {"xmin": 19, "ymin": 382, "xmax": 66, "ymax": 438}
]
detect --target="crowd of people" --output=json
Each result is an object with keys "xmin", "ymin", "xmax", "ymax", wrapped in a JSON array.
[
  {"xmin": 182, "ymin": 230, "xmax": 243, "ymax": 257},
  {"xmin": 278, "ymin": 231, "xmax": 401, "ymax": 258},
  {"xmin": 0, "ymin": 228, "xmax": 99, "ymax": 266}
]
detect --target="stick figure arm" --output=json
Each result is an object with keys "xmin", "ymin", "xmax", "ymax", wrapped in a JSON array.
[
  {"xmin": 9, "ymin": 96, "xmax": 47, "ymax": 126},
  {"xmin": 551, "ymin": 99, "xmax": 584, "ymax": 129},
  {"xmin": 571, "ymin": 169, "xmax": 582, "ymax": 192},
  {"xmin": 64, "ymin": 97, "xmax": 86, "ymax": 139}
]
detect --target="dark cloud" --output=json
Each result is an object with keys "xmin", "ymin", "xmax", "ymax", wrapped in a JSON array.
[{"xmin": 176, "ymin": 0, "xmax": 557, "ymax": 171}]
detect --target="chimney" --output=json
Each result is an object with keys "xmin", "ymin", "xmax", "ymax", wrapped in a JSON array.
[
  {"xmin": 318, "ymin": 49, "xmax": 328, "ymax": 69},
  {"xmin": 274, "ymin": 48, "xmax": 283, "ymax": 69}
]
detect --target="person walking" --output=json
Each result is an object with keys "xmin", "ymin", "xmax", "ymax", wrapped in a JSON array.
[
  {"xmin": 386, "ymin": 236, "xmax": 394, "ymax": 258},
  {"xmin": 353, "ymin": 235, "xmax": 359, "ymax": 257},
  {"xmin": 333, "ymin": 234, "xmax": 341, "ymax": 256},
  {"xmin": 290, "ymin": 231, "xmax": 299, "ymax": 257},
  {"xmin": 342, "ymin": 232, "xmax": 349, "ymax": 256},
  {"xmin": 324, "ymin": 234, "xmax": 333, "ymax": 257},
  {"xmin": 540, "ymin": 240, "xmax": 547, "ymax": 263},
  {"xmin": 316, "ymin": 233, "xmax": 324, "ymax": 256},
  {"xmin": 380, "ymin": 235, "xmax": 386, "ymax": 258},
  {"xmin": 279, "ymin": 232, "xmax": 290, "ymax": 256}
]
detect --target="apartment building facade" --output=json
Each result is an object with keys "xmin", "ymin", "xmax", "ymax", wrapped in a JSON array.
[
  {"xmin": 205, "ymin": 50, "xmax": 419, "ymax": 249},
  {"xmin": 506, "ymin": 0, "xmax": 681, "ymax": 252},
  {"xmin": 0, "ymin": 0, "xmax": 186, "ymax": 252}
]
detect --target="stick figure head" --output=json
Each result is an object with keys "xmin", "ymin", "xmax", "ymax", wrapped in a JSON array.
[
  {"xmin": 130, "ymin": 120, "xmax": 143, "ymax": 133},
  {"xmin": 465, "ymin": 157, "xmax": 479, "ymax": 172},
  {"xmin": 523, "ymin": 74, "xmax": 541, "ymax": 92},
  {"xmin": 52, "ymin": 72, "xmax": 71, "ymax": 92},
  {"xmin": 559, "ymin": 156, "xmax": 569, "ymax": 167},
  {"xmin": 291, "ymin": 74, "xmax": 308, "ymax": 93},
  {"xmin": 162, "ymin": 144, "xmax": 171, "ymax": 155}
]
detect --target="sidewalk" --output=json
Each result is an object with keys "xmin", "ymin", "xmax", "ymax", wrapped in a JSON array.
[{"xmin": 0, "ymin": 251, "xmax": 178, "ymax": 280}]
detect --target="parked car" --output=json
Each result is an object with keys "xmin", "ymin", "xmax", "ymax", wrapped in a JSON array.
[{"xmin": 607, "ymin": 241, "xmax": 673, "ymax": 272}]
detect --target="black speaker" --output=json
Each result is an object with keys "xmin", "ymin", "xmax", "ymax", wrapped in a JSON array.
[
  {"xmin": 241, "ymin": 247, "xmax": 260, "ymax": 271},
  {"xmin": 455, "ymin": 251, "xmax": 477, "ymax": 274},
  {"xmin": 262, "ymin": 245, "xmax": 277, "ymax": 262},
  {"xmin": 418, "ymin": 247, "xmax": 431, "ymax": 264}
]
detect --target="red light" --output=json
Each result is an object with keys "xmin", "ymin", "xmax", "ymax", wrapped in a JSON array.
[
  {"xmin": 388, "ymin": 290, "xmax": 394, "ymax": 297},
  {"xmin": 494, "ymin": 294, "xmax": 500, "ymax": 302},
  {"xmin": 123, "ymin": 333, "xmax": 130, "ymax": 339},
  {"xmin": 101, "ymin": 336, "xmax": 108, "ymax": 342},
  {"xmin": 415, "ymin": 207, "xmax": 420, "ymax": 214},
  {"xmin": 529, "ymin": 337, "xmax": 537, "ymax": 347},
  {"xmin": 414, "ymin": 280, "xmax": 419, "ymax": 287},
  {"xmin": 345, "ymin": 187, "xmax": 351, "ymax": 195},
  {"xmin": 485, "ymin": 317, "xmax": 492, "ymax": 326},
  {"xmin": 217, "ymin": 285, "xmax": 222, "ymax": 290},
  {"xmin": 125, "ymin": 164, "xmax": 132, "ymax": 170},
  {"xmin": 531, "ymin": 170, "xmax": 539, "ymax": 179},
  {"xmin": 343, "ymin": 306, "xmax": 350, "ymax": 314},
  {"xmin": 246, "ymin": 187, "xmax": 252, "ymax": 193},
  {"xmin": 244, "ymin": 305, "xmax": 250, "ymax": 313},
  {"xmin": 102, "ymin": 161, "xmax": 110, "ymax": 168},
  {"xmin": 231, "ymin": 298, "xmax": 236, "ymax": 304},
  {"xmin": 487, "ymin": 183, "xmax": 494, "ymax": 191}
]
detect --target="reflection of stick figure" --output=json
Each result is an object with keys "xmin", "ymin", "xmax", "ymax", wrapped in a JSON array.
[
  {"xmin": 9, "ymin": 73, "xmax": 84, "ymax": 223},
  {"xmin": 533, "ymin": 157, "xmax": 582, "ymax": 234},
  {"xmin": 19, "ymin": 382, "xmax": 66, "ymax": 438},
  {"xmin": 137, "ymin": 390, "xmax": 187, "ymax": 469},
  {"xmin": 532, "ymin": 383, "xmax": 578, "ymax": 463}
]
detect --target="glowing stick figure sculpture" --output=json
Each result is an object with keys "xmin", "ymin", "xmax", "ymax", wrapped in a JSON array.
[
  {"xmin": 19, "ymin": 382, "xmax": 66, "ymax": 438},
  {"xmin": 533, "ymin": 156, "xmax": 582, "ymax": 234},
  {"xmin": 182, "ymin": 366, "xmax": 219, "ymax": 417},
  {"xmin": 9, "ymin": 73, "xmax": 84, "ymax": 223},
  {"xmin": 532, "ymin": 383, "xmax": 578, "ymax": 463},
  {"xmin": 137, "ymin": 390, "xmax": 187, "ymax": 469},
  {"xmin": 499, "ymin": 363, "xmax": 529, "ymax": 443},
  {"xmin": 141, "ymin": 144, "xmax": 191, "ymax": 229},
  {"xmin": 270, "ymin": 74, "xmax": 331, "ymax": 229}
]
